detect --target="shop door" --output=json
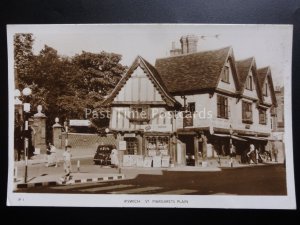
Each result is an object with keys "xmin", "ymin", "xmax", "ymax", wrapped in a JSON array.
[{"xmin": 179, "ymin": 135, "xmax": 195, "ymax": 166}]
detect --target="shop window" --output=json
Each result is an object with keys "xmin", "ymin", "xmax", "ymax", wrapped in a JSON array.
[
  {"xmin": 125, "ymin": 138, "xmax": 138, "ymax": 155},
  {"xmin": 246, "ymin": 75, "xmax": 253, "ymax": 90},
  {"xmin": 129, "ymin": 105, "xmax": 150, "ymax": 122},
  {"xmin": 217, "ymin": 95, "xmax": 229, "ymax": 119},
  {"xmin": 242, "ymin": 101, "xmax": 253, "ymax": 124},
  {"xmin": 259, "ymin": 109, "xmax": 267, "ymax": 125},
  {"xmin": 146, "ymin": 136, "xmax": 169, "ymax": 156}
]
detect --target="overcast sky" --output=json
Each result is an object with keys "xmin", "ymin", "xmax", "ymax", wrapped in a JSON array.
[{"xmin": 9, "ymin": 24, "xmax": 293, "ymax": 87}]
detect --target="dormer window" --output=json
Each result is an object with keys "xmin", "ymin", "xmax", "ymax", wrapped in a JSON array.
[
  {"xmin": 221, "ymin": 66, "xmax": 230, "ymax": 83},
  {"xmin": 263, "ymin": 82, "xmax": 268, "ymax": 96},
  {"xmin": 246, "ymin": 75, "xmax": 253, "ymax": 90}
]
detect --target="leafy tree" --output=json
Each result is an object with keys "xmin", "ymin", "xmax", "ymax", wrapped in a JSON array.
[
  {"xmin": 14, "ymin": 33, "xmax": 34, "ymax": 87},
  {"xmin": 72, "ymin": 51, "xmax": 126, "ymax": 95},
  {"xmin": 14, "ymin": 34, "xmax": 127, "ymax": 139},
  {"xmin": 69, "ymin": 51, "xmax": 127, "ymax": 127}
]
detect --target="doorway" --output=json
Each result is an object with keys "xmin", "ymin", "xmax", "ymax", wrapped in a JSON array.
[{"xmin": 178, "ymin": 135, "xmax": 195, "ymax": 166}]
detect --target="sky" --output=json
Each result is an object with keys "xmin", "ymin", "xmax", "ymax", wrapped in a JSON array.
[{"xmin": 9, "ymin": 24, "xmax": 293, "ymax": 87}]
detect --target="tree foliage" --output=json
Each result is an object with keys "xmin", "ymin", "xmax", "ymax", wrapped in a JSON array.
[
  {"xmin": 14, "ymin": 33, "xmax": 34, "ymax": 87},
  {"xmin": 14, "ymin": 33, "xmax": 127, "ymax": 138}
]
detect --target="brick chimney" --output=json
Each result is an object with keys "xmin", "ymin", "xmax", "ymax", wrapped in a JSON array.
[{"xmin": 180, "ymin": 35, "xmax": 199, "ymax": 54}]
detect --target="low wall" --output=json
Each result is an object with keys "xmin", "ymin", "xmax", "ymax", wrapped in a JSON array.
[{"xmin": 60, "ymin": 133, "xmax": 117, "ymax": 150}]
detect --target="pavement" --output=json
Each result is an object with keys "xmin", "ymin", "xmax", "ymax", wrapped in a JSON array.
[{"xmin": 13, "ymin": 148, "xmax": 282, "ymax": 190}]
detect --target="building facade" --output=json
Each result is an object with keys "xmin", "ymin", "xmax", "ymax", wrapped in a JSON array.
[
  {"xmin": 102, "ymin": 35, "xmax": 278, "ymax": 167},
  {"xmin": 272, "ymin": 86, "xmax": 284, "ymax": 132}
]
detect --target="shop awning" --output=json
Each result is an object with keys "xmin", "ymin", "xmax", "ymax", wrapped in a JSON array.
[
  {"xmin": 240, "ymin": 135, "xmax": 269, "ymax": 141},
  {"xmin": 212, "ymin": 134, "xmax": 247, "ymax": 141}
]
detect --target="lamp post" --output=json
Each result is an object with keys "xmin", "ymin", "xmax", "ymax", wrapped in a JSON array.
[
  {"xmin": 229, "ymin": 125, "xmax": 233, "ymax": 168},
  {"xmin": 14, "ymin": 89, "xmax": 23, "ymax": 161},
  {"xmin": 21, "ymin": 87, "xmax": 32, "ymax": 183},
  {"xmin": 64, "ymin": 120, "xmax": 69, "ymax": 150}
]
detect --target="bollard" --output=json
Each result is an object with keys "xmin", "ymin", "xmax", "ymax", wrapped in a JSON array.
[{"xmin": 77, "ymin": 160, "xmax": 80, "ymax": 172}]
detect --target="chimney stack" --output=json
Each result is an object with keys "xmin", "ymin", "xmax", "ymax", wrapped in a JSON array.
[
  {"xmin": 170, "ymin": 41, "xmax": 182, "ymax": 56},
  {"xmin": 180, "ymin": 35, "xmax": 199, "ymax": 54},
  {"xmin": 172, "ymin": 41, "xmax": 176, "ymax": 50}
]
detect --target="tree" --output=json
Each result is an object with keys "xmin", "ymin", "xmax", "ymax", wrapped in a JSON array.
[
  {"xmin": 14, "ymin": 33, "xmax": 34, "ymax": 87},
  {"xmin": 15, "ymin": 35, "xmax": 127, "ymax": 138},
  {"xmin": 70, "ymin": 51, "xmax": 127, "ymax": 127},
  {"xmin": 72, "ymin": 51, "xmax": 126, "ymax": 97}
]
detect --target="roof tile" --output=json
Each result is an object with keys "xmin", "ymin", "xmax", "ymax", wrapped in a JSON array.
[{"xmin": 155, "ymin": 47, "xmax": 231, "ymax": 93}]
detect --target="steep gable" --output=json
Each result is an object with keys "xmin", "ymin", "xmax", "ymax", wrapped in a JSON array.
[
  {"xmin": 102, "ymin": 56, "xmax": 180, "ymax": 107},
  {"xmin": 236, "ymin": 57, "xmax": 262, "ymax": 100},
  {"xmin": 257, "ymin": 67, "xmax": 277, "ymax": 106},
  {"xmin": 216, "ymin": 53, "xmax": 240, "ymax": 93}
]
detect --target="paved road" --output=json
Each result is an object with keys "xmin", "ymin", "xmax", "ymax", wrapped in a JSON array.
[{"xmin": 18, "ymin": 164, "xmax": 287, "ymax": 195}]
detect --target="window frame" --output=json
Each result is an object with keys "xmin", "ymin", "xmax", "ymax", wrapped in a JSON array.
[
  {"xmin": 263, "ymin": 82, "xmax": 268, "ymax": 96},
  {"xmin": 187, "ymin": 102, "xmax": 196, "ymax": 113},
  {"xmin": 146, "ymin": 136, "xmax": 170, "ymax": 156},
  {"xmin": 259, "ymin": 109, "xmax": 267, "ymax": 125},
  {"xmin": 245, "ymin": 75, "xmax": 253, "ymax": 91},
  {"xmin": 125, "ymin": 137, "xmax": 138, "ymax": 155},
  {"xmin": 217, "ymin": 95, "xmax": 229, "ymax": 119},
  {"xmin": 242, "ymin": 101, "xmax": 253, "ymax": 124},
  {"xmin": 129, "ymin": 105, "xmax": 150, "ymax": 122},
  {"xmin": 221, "ymin": 66, "xmax": 230, "ymax": 83}
]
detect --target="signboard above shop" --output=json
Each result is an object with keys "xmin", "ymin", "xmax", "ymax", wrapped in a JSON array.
[
  {"xmin": 124, "ymin": 133, "xmax": 136, "ymax": 138},
  {"xmin": 141, "ymin": 124, "xmax": 172, "ymax": 132},
  {"xmin": 118, "ymin": 141, "xmax": 127, "ymax": 151},
  {"xmin": 69, "ymin": 120, "xmax": 91, "ymax": 127}
]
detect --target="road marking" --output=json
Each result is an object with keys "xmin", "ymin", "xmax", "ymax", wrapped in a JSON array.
[
  {"xmin": 158, "ymin": 189, "xmax": 198, "ymax": 195},
  {"xmin": 109, "ymin": 186, "xmax": 162, "ymax": 194},
  {"xmin": 80, "ymin": 184, "xmax": 134, "ymax": 192},
  {"xmin": 51, "ymin": 182, "xmax": 108, "ymax": 190},
  {"xmin": 212, "ymin": 193, "xmax": 238, "ymax": 195}
]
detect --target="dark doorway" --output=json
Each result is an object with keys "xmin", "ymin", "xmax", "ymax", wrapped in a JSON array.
[{"xmin": 179, "ymin": 135, "xmax": 195, "ymax": 166}]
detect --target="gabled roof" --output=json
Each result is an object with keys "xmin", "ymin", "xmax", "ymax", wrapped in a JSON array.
[
  {"xmin": 155, "ymin": 47, "xmax": 239, "ymax": 94},
  {"xmin": 257, "ymin": 66, "xmax": 277, "ymax": 106},
  {"xmin": 236, "ymin": 57, "xmax": 262, "ymax": 100},
  {"xmin": 102, "ymin": 55, "xmax": 180, "ymax": 107},
  {"xmin": 257, "ymin": 67, "xmax": 269, "ymax": 87},
  {"xmin": 236, "ymin": 57, "xmax": 254, "ymax": 91}
]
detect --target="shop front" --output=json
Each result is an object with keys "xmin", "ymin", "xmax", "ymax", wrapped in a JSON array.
[
  {"xmin": 144, "ymin": 133, "xmax": 171, "ymax": 167},
  {"xmin": 119, "ymin": 125, "xmax": 173, "ymax": 168}
]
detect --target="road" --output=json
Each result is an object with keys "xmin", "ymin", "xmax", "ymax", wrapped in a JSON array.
[{"xmin": 17, "ymin": 164, "xmax": 287, "ymax": 195}]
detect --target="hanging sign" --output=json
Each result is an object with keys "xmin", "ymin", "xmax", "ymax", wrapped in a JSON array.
[{"xmin": 142, "ymin": 124, "xmax": 172, "ymax": 132}]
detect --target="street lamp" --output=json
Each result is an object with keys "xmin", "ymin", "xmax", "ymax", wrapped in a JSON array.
[
  {"xmin": 64, "ymin": 120, "xmax": 69, "ymax": 150},
  {"xmin": 229, "ymin": 125, "xmax": 233, "ymax": 145},
  {"xmin": 19, "ymin": 87, "xmax": 32, "ymax": 183}
]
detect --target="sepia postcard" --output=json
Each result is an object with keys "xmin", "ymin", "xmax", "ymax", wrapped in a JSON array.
[{"xmin": 7, "ymin": 24, "xmax": 296, "ymax": 209}]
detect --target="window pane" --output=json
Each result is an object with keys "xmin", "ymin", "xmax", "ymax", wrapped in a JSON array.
[
  {"xmin": 242, "ymin": 101, "xmax": 252, "ymax": 122},
  {"xmin": 126, "ymin": 138, "xmax": 138, "ymax": 155},
  {"xmin": 188, "ymin": 102, "xmax": 195, "ymax": 113},
  {"xmin": 217, "ymin": 95, "xmax": 228, "ymax": 118}
]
